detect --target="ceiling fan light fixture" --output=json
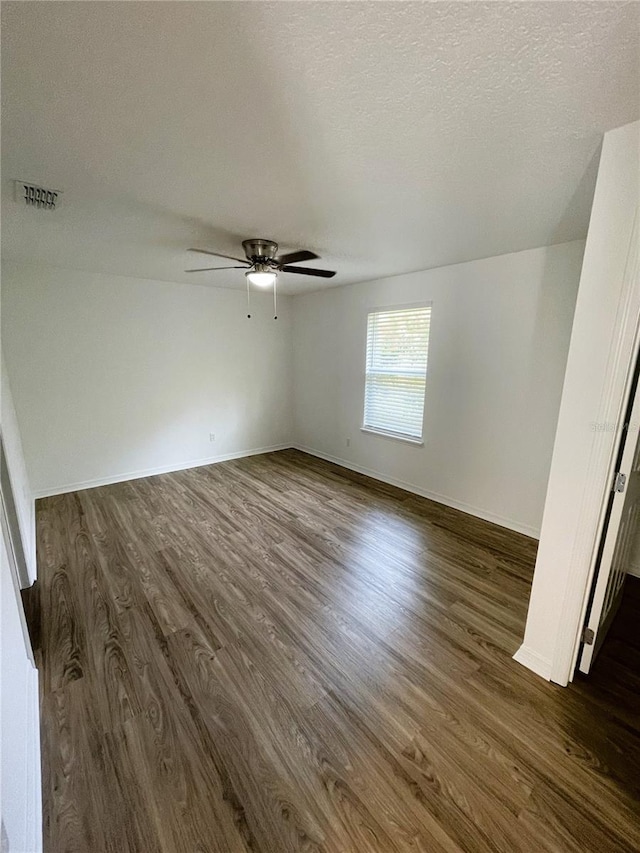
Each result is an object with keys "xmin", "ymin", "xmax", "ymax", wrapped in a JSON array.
[{"xmin": 246, "ymin": 270, "xmax": 277, "ymax": 288}]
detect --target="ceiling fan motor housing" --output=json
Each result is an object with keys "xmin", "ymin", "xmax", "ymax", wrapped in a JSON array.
[{"xmin": 242, "ymin": 239, "xmax": 278, "ymax": 262}]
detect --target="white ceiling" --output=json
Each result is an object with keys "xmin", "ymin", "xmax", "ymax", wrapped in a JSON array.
[{"xmin": 2, "ymin": 1, "xmax": 638, "ymax": 295}]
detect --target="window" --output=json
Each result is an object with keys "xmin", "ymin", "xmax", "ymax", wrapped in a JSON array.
[{"xmin": 363, "ymin": 305, "xmax": 431, "ymax": 442}]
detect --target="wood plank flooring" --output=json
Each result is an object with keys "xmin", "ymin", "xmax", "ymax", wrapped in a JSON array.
[{"xmin": 30, "ymin": 449, "xmax": 640, "ymax": 852}]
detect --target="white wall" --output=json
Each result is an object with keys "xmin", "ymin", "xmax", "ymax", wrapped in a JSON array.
[
  {"xmin": 1, "ymin": 363, "xmax": 36, "ymax": 583},
  {"xmin": 1, "ymin": 245, "xmax": 584, "ymax": 538},
  {"xmin": 516, "ymin": 120, "xmax": 640, "ymax": 685},
  {"xmin": 1, "ymin": 263, "xmax": 293, "ymax": 496},
  {"xmin": 0, "ymin": 528, "xmax": 42, "ymax": 853},
  {"xmin": 292, "ymin": 241, "xmax": 584, "ymax": 537}
]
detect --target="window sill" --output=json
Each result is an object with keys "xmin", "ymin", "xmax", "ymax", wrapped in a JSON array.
[{"xmin": 360, "ymin": 427, "xmax": 424, "ymax": 446}]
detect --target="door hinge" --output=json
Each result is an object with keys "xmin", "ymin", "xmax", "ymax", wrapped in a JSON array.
[
  {"xmin": 614, "ymin": 472, "xmax": 627, "ymax": 493},
  {"xmin": 581, "ymin": 626, "xmax": 595, "ymax": 645}
]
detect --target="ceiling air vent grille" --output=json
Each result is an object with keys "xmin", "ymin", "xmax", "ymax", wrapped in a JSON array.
[{"xmin": 15, "ymin": 180, "xmax": 62, "ymax": 210}]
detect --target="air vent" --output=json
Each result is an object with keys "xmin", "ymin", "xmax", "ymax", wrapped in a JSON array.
[{"xmin": 15, "ymin": 180, "xmax": 62, "ymax": 210}]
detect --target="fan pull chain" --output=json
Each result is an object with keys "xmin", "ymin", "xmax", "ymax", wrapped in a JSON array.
[
  {"xmin": 246, "ymin": 274, "xmax": 251, "ymax": 319},
  {"xmin": 273, "ymin": 277, "xmax": 278, "ymax": 320}
]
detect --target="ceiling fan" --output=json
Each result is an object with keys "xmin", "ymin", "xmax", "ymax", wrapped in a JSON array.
[{"xmin": 185, "ymin": 239, "xmax": 336, "ymax": 319}]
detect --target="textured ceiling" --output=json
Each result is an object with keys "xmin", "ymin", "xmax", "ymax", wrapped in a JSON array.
[{"xmin": 1, "ymin": 1, "xmax": 639, "ymax": 294}]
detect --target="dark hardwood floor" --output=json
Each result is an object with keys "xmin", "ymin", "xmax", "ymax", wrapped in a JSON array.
[{"xmin": 30, "ymin": 449, "xmax": 640, "ymax": 852}]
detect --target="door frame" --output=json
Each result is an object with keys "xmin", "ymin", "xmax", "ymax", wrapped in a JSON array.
[
  {"xmin": 0, "ymin": 487, "xmax": 35, "ymax": 666},
  {"xmin": 578, "ymin": 345, "xmax": 640, "ymax": 673},
  {"xmin": 550, "ymin": 209, "xmax": 640, "ymax": 685},
  {"xmin": 0, "ymin": 433, "xmax": 31, "ymax": 588},
  {"xmin": 0, "ymin": 429, "xmax": 34, "ymax": 664}
]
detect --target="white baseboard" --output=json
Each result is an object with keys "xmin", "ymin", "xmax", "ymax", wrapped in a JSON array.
[
  {"xmin": 35, "ymin": 442, "xmax": 540, "ymax": 539},
  {"xmin": 33, "ymin": 443, "xmax": 293, "ymax": 499},
  {"xmin": 626, "ymin": 563, "xmax": 640, "ymax": 579},
  {"xmin": 292, "ymin": 444, "xmax": 540, "ymax": 540},
  {"xmin": 512, "ymin": 644, "xmax": 553, "ymax": 681}
]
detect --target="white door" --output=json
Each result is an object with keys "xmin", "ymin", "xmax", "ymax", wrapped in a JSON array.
[{"xmin": 579, "ymin": 382, "xmax": 640, "ymax": 673}]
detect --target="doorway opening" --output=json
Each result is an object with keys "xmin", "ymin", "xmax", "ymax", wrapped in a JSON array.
[{"xmin": 577, "ymin": 347, "xmax": 640, "ymax": 675}]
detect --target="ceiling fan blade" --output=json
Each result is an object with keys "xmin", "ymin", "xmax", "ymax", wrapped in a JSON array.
[
  {"xmin": 188, "ymin": 247, "xmax": 249, "ymax": 264},
  {"xmin": 275, "ymin": 250, "xmax": 319, "ymax": 265},
  {"xmin": 281, "ymin": 265, "xmax": 336, "ymax": 278},
  {"xmin": 185, "ymin": 265, "xmax": 248, "ymax": 273}
]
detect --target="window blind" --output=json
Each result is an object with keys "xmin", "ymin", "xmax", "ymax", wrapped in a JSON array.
[{"xmin": 363, "ymin": 306, "xmax": 431, "ymax": 440}]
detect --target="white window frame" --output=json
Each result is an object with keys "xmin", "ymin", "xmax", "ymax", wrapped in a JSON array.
[{"xmin": 361, "ymin": 302, "xmax": 431, "ymax": 445}]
